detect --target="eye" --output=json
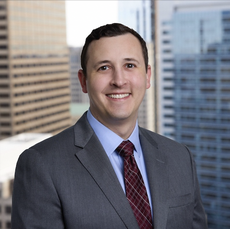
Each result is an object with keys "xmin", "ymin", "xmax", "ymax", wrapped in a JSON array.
[
  {"xmin": 126, "ymin": 63, "xmax": 135, "ymax": 68},
  {"xmin": 98, "ymin": 66, "xmax": 109, "ymax": 71}
]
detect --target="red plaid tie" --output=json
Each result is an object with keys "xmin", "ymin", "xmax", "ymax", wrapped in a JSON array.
[{"xmin": 117, "ymin": 141, "xmax": 153, "ymax": 229}]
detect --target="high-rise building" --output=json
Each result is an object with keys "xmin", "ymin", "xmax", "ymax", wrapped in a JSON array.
[
  {"xmin": 0, "ymin": 0, "xmax": 71, "ymax": 140},
  {"xmin": 156, "ymin": 0, "xmax": 176, "ymax": 138},
  {"xmin": 69, "ymin": 47, "xmax": 89, "ymax": 123},
  {"xmin": 118, "ymin": 0, "xmax": 152, "ymax": 43},
  {"xmin": 157, "ymin": 1, "xmax": 230, "ymax": 228},
  {"xmin": 69, "ymin": 47, "xmax": 88, "ymax": 104},
  {"xmin": 118, "ymin": 0, "xmax": 156, "ymax": 131}
]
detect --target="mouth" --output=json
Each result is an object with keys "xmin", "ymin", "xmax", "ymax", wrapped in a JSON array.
[{"xmin": 107, "ymin": 93, "xmax": 130, "ymax": 99}]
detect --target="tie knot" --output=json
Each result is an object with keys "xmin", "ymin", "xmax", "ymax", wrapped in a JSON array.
[{"xmin": 116, "ymin": 140, "xmax": 134, "ymax": 158}]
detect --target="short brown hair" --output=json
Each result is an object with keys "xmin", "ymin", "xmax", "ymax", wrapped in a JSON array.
[{"xmin": 81, "ymin": 23, "xmax": 149, "ymax": 76}]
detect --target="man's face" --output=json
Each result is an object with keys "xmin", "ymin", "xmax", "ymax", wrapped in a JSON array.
[{"xmin": 78, "ymin": 33, "xmax": 151, "ymax": 131}]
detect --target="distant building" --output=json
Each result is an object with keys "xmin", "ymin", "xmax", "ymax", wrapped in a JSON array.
[
  {"xmin": 69, "ymin": 47, "xmax": 89, "ymax": 104},
  {"xmin": 157, "ymin": 1, "xmax": 230, "ymax": 228},
  {"xmin": 118, "ymin": 0, "xmax": 152, "ymax": 43},
  {"xmin": 155, "ymin": 0, "xmax": 175, "ymax": 138},
  {"xmin": 0, "ymin": 133, "xmax": 52, "ymax": 229},
  {"xmin": 0, "ymin": 0, "xmax": 71, "ymax": 140},
  {"xmin": 0, "ymin": 181, "xmax": 12, "ymax": 229},
  {"xmin": 68, "ymin": 47, "xmax": 89, "ymax": 123}
]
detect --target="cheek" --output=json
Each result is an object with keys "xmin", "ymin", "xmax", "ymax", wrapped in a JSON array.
[
  {"xmin": 132, "ymin": 75, "xmax": 148, "ymax": 90},
  {"xmin": 87, "ymin": 77, "xmax": 105, "ymax": 97}
]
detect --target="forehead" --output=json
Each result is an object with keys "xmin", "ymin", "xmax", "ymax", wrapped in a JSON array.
[{"xmin": 86, "ymin": 33, "xmax": 143, "ymax": 62}]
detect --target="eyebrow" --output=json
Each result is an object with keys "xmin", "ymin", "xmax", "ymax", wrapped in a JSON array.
[
  {"xmin": 93, "ymin": 60, "xmax": 111, "ymax": 69},
  {"xmin": 123, "ymin": 58, "xmax": 140, "ymax": 64},
  {"xmin": 94, "ymin": 58, "xmax": 140, "ymax": 69},
  {"xmin": 94, "ymin": 57, "xmax": 140, "ymax": 69}
]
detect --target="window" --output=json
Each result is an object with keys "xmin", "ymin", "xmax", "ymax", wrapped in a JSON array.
[
  {"xmin": 5, "ymin": 206, "xmax": 11, "ymax": 214},
  {"xmin": 163, "ymin": 40, "xmax": 170, "ymax": 44},
  {"xmin": 6, "ymin": 221, "xmax": 11, "ymax": 229}
]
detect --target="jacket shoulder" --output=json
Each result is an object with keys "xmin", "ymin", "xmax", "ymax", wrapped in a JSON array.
[{"xmin": 139, "ymin": 127, "xmax": 184, "ymax": 149}]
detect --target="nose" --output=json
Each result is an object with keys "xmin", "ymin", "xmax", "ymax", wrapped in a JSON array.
[{"xmin": 111, "ymin": 68, "xmax": 127, "ymax": 87}]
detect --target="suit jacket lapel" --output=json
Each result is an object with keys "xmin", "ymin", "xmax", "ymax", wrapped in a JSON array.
[
  {"xmin": 140, "ymin": 128, "xmax": 169, "ymax": 229},
  {"xmin": 73, "ymin": 113, "xmax": 139, "ymax": 229}
]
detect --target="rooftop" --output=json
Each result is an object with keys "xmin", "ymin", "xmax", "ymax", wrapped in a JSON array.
[{"xmin": 0, "ymin": 133, "xmax": 52, "ymax": 182}]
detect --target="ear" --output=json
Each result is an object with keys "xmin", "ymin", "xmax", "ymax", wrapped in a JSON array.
[
  {"xmin": 146, "ymin": 65, "xmax": 151, "ymax": 89},
  {"xmin": 78, "ymin": 69, "xmax": 88, "ymax": 93}
]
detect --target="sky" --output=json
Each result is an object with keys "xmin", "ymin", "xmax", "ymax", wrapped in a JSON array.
[{"xmin": 65, "ymin": 1, "xmax": 119, "ymax": 47}]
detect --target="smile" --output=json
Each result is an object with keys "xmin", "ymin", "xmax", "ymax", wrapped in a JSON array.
[{"xmin": 107, "ymin": 93, "xmax": 130, "ymax": 99}]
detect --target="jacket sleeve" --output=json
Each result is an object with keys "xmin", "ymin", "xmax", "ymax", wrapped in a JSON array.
[{"xmin": 11, "ymin": 148, "xmax": 64, "ymax": 229}]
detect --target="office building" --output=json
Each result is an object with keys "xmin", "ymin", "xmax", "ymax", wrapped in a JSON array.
[
  {"xmin": 157, "ymin": 1, "xmax": 230, "ymax": 228},
  {"xmin": 155, "ymin": 0, "xmax": 176, "ymax": 137},
  {"xmin": 0, "ymin": 182, "xmax": 12, "ymax": 229},
  {"xmin": 0, "ymin": 133, "xmax": 52, "ymax": 229},
  {"xmin": 118, "ymin": 0, "xmax": 156, "ymax": 131},
  {"xmin": 0, "ymin": 0, "xmax": 71, "ymax": 140},
  {"xmin": 118, "ymin": 0, "xmax": 152, "ymax": 42},
  {"xmin": 69, "ymin": 47, "xmax": 89, "ymax": 104},
  {"xmin": 69, "ymin": 47, "xmax": 89, "ymax": 123}
]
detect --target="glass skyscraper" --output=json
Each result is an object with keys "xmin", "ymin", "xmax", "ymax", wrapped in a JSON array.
[
  {"xmin": 118, "ymin": 0, "xmax": 152, "ymax": 42},
  {"xmin": 167, "ymin": 5, "xmax": 230, "ymax": 229}
]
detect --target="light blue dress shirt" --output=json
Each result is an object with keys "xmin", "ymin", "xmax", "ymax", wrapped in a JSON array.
[{"xmin": 87, "ymin": 110, "xmax": 153, "ymax": 213}]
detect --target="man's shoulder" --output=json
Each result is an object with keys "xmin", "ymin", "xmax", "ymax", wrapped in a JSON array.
[
  {"xmin": 30, "ymin": 125, "xmax": 75, "ymax": 153},
  {"xmin": 30, "ymin": 113, "xmax": 89, "ymax": 151},
  {"xmin": 139, "ymin": 127, "xmax": 190, "ymax": 157},
  {"xmin": 139, "ymin": 127, "xmax": 180, "ymax": 146}
]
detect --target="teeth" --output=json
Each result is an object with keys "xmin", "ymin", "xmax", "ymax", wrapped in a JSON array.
[{"xmin": 108, "ymin": 94, "xmax": 129, "ymax": 99}]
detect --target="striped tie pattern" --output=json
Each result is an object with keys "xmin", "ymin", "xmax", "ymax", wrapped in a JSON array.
[{"xmin": 117, "ymin": 140, "xmax": 153, "ymax": 229}]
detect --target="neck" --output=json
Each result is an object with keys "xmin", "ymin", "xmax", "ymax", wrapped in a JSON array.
[
  {"xmin": 105, "ymin": 119, "xmax": 137, "ymax": 140},
  {"xmin": 88, "ymin": 110, "xmax": 138, "ymax": 139}
]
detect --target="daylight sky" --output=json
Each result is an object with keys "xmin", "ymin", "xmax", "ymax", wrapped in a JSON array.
[{"xmin": 65, "ymin": 1, "xmax": 118, "ymax": 47}]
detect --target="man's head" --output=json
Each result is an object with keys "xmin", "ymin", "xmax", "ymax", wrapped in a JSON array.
[
  {"xmin": 81, "ymin": 23, "xmax": 149, "ymax": 76},
  {"xmin": 78, "ymin": 23, "xmax": 151, "ymax": 139}
]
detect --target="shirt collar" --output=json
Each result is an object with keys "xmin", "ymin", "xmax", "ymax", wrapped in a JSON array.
[{"xmin": 87, "ymin": 110, "xmax": 141, "ymax": 157}]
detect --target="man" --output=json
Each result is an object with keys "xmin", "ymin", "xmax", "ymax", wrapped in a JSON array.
[{"xmin": 12, "ymin": 23, "xmax": 208, "ymax": 229}]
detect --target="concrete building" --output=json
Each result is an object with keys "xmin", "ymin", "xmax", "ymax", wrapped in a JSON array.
[
  {"xmin": 69, "ymin": 47, "xmax": 89, "ymax": 124},
  {"xmin": 0, "ymin": 182, "xmax": 12, "ymax": 229},
  {"xmin": 0, "ymin": 0, "xmax": 71, "ymax": 140}
]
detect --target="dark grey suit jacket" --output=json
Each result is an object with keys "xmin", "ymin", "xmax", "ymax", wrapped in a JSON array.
[{"xmin": 11, "ymin": 112, "xmax": 208, "ymax": 229}]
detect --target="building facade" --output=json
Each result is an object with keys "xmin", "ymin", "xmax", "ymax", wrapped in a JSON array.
[
  {"xmin": 156, "ymin": 0, "xmax": 177, "ymax": 138},
  {"xmin": 157, "ymin": 1, "xmax": 230, "ymax": 228},
  {"xmin": 69, "ymin": 47, "xmax": 89, "ymax": 123},
  {"xmin": 0, "ymin": 180, "xmax": 13, "ymax": 229},
  {"xmin": 0, "ymin": 0, "xmax": 71, "ymax": 140},
  {"xmin": 118, "ymin": 0, "xmax": 152, "ymax": 42},
  {"xmin": 69, "ymin": 47, "xmax": 89, "ymax": 104},
  {"xmin": 173, "ymin": 7, "xmax": 230, "ymax": 229}
]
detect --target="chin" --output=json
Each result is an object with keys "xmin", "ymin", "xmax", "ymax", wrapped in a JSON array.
[{"xmin": 110, "ymin": 111, "xmax": 134, "ymax": 121}]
